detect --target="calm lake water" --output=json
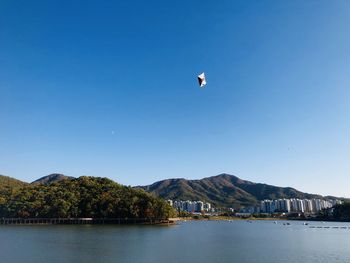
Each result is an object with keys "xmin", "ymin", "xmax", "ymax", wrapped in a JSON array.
[{"xmin": 1, "ymin": 220, "xmax": 350, "ymax": 263}]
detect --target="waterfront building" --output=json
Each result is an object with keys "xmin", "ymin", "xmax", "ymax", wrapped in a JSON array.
[
  {"xmin": 171, "ymin": 200, "xmax": 213, "ymax": 213},
  {"xmin": 259, "ymin": 198, "xmax": 340, "ymax": 214}
]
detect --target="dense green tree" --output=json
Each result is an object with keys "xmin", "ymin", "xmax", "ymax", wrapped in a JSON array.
[
  {"xmin": 333, "ymin": 203, "xmax": 350, "ymax": 221},
  {"xmin": 0, "ymin": 177, "xmax": 176, "ymax": 219}
]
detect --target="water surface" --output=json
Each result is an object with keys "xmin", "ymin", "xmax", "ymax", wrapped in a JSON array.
[{"xmin": 1, "ymin": 220, "xmax": 349, "ymax": 263}]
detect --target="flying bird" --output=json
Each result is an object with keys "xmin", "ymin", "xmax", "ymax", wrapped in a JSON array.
[{"xmin": 198, "ymin": 72, "xmax": 207, "ymax": 87}]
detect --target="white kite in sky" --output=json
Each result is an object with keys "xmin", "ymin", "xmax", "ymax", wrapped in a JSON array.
[{"xmin": 198, "ymin": 72, "xmax": 206, "ymax": 87}]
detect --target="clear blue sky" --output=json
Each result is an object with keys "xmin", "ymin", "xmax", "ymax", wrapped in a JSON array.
[{"xmin": 1, "ymin": 0, "xmax": 350, "ymax": 197}]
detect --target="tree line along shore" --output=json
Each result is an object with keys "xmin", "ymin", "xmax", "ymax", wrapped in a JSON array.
[{"xmin": 0, "ymin": 176, "xmax": 176, "ymax": 221}]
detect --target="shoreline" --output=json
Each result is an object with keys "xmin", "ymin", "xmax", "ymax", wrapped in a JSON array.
[
  {"xmin": 0, "ymin": 218, "xmax": 175, "ymax": 225},
  {"xmin": 172, "ymin": 216, "xmax": 282, "ymax": 221},
  {"xmin": 2, "ymin": 217, "xmax": 349, "ymax": 225},
  {"xmin": 173, "ymin": 216, "xmax": 350, "ymax": 223}
]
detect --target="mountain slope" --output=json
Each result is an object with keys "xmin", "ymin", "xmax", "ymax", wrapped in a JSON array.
[
  {"xmin": 0, "ymin": 175, "xmax": 27, "ymax": 195},
  {"xmin": 31, "ymin": 173, "xmax": 74, "ymax": 185},
  {"xmin": 0, "ymin": 175, "xmax": 27, "ymax": 187},
  {"xmin": 139, "ymin": 173, "xmax": 322, "ymax": 208}
]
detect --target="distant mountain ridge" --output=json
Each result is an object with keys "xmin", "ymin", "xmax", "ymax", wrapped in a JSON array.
[
  {"xmin": 139, "ymin": 173, "xmax": 324, "ymax": 208},
  {"xmin": 31, "ymin": 173, "xmax": 74, "ymax": 185}
]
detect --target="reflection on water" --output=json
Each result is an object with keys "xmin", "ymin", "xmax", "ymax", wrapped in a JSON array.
[{"xmin": 1, "ymin": 220, "xmax": 350, "ymax": 263}]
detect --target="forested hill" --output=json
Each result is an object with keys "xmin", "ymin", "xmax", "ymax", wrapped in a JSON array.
[
  {"xmin": 0, "ymin": 175, "xmax": 27, "ymax": 194},
  {"xmin": 139, "ymin": 173, "xmax": 323, "ymax": 208},
  {"xmin": 0, "ymin": 176, "xmax": 175, "ymax": 219}
]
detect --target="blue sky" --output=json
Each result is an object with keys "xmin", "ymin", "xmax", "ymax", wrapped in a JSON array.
[{"xmin": 1, "ymin": 0, "xmax": 350, "ymax": 197}]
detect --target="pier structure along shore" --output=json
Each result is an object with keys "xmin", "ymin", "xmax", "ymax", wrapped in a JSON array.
[{"xmin": 0, "ymin": 218, "xmax": 173, "ymax": 225}]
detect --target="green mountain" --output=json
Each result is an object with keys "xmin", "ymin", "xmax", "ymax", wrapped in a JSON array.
[
  {"xmin": 139, "ymin": 173, "xmax": 323, "ymax": 208},
  {"xmin": 0, "ymin": 176, "xmax": 175, "ymax": 219},
  {"xmin": 0, "ymin": 175, "xmax": 27, "ymax": 194},
  {"xmin": 31, "ymin": 173, "xmax": 74, "ymax": 185}
]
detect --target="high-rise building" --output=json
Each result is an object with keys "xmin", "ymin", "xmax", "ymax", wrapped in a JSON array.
[
  {"xmin": 170, "ymin": 200, "xmax": 212, "ymax": 213},
  {"xmin": 259, "ymin": 198, "xmax": 339, "ymax": 214}
]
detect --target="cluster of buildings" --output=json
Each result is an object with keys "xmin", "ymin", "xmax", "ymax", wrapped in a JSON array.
[
  {"xmin": 167, "ymin": 198, "xmax": 342, "ymax": 216},
  {"xmin": 259, "ymin": 198, "xmax": 342, "ymax": 214},
  {"xmin": 168, "ymin": 200, "xmax": 213, "ymax": 213}
]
